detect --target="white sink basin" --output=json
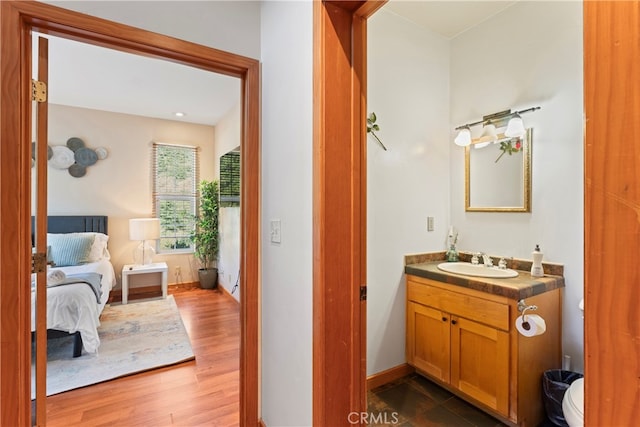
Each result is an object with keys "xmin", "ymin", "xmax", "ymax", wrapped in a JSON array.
[{"xmin": 437, "ymin": 262, "xmax": 518, "ymax": 278}]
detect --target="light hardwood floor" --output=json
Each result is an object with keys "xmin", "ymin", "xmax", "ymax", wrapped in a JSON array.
[{"xmin": 45, "ymin": 288, "xmax": 240, "ymax": 427}]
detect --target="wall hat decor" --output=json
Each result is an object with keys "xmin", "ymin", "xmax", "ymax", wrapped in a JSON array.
[
  {"xmin": 32, "ymin": 142, "xmax": 53, "ymax": 161},
  {"xmin": 43, "ymin": 136, "xmax": 109, "ymax": 177},
  {"xmin": 95, "ymin": 147, "xmax": 109, "ymax": 160},
  {"xmin": 66, "ymin": 137, "xmax": 85, "ymax": 151},
  {"xmin": 49, "ymin": 145, "xmax": 75, "ymax": 169},
  {"xmin": 75, "ymin": 147, "xmax": 98, "ymax": 166},
  {"xmin": 68, "ymin": 163, "xmax": 87, "ymax": 178}
]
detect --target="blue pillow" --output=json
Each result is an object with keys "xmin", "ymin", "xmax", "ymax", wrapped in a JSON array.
[{"xmin": 47, "ymin": 233, "xmax": 95, "ymax": 267}]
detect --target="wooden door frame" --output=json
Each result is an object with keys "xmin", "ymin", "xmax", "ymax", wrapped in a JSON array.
[
  {"xmin": 584, "ymin": 1, "xmax": 640, "ymax": 425},
  {"xmin": 313, "ymin": 1, "xmax": 385, "ymax": 425},
  {"xmin": 0, "ymin": 1, "xmax": 260, "ymax": 426}
]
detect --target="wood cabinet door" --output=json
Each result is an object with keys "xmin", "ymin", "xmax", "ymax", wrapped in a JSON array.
[
  {"xmin": 450, "ymin": 316, "xmax": 509, "ymax": 416},
  {"xmin": 407, "ymin": 301, "xmax": 450, "ymax": 383}
]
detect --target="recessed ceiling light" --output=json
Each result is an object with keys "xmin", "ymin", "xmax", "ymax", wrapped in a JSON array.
[{"xmin": 174, "ymin": 112, "xmax": 185, "ymax": 117}]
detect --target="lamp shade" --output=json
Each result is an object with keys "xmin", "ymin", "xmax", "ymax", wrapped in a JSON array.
[
  {"xmin": 454, "ymin": 127, "xmax": 472, "ymax": 147},
  {"xmin": 129, "ymin": 218, "xmax": 160, "ymax": 241},
  {"xmin": 505, "ymin": 114, "xmax": 526, "ymax": 138},
  {"xmin": 480, "ymin": 122, "xmax": 497, "ymax": 142}
]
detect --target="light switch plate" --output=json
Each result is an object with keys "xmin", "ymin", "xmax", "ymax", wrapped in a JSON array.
[
  {"xmin": 270, "ymin": 219, "xmax": 281, "ymax": 243},
  {"xmin": 427, "ymin": 216, "xmax": 434, "ymax": 232}
]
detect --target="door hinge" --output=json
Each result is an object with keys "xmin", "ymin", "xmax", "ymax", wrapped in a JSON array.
[
  {"xmin": 32, "ymin": 79, "xmax": 47, "ymax": 102},
  {"xmin": 360, "ymin": 286, "xmax": 367, "ymax": 301},
  {"xmin": 32, "ymin": 252, "xmax": 47, "ymax": 273}
]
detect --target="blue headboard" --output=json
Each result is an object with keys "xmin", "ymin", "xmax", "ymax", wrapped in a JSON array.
[{"xmin": 31, "ymin": 215, "xmax": 108, "ymax": 237}]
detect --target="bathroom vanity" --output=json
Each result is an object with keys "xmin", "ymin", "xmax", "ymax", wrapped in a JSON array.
[{"xmin": 404, "ymin": 253, "xmax": 564, "ymax": 427}]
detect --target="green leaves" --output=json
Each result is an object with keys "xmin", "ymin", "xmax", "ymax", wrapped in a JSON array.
[
  {"xmin": 367, "ymin": 112, "xmax": 380, "ymax": 132},
  {"xmin": 495, "ymin": 138, "xmax": 522, "ymax": 163},
  {"xmin": 192, "ymin": 180, "xmax": 220, "ymax": 268},
  {"xmin": 367, "ymin": 112, "xmax": 387, "ymax": 151}
]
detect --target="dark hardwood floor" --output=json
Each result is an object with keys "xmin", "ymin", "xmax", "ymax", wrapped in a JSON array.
[{"xmin": 45, "ymin": 287, "xmax": 240, "ymax": 427}]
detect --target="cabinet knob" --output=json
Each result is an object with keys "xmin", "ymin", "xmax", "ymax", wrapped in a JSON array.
[
  {"xmin": 451, "ymin": 319, "xmax": 457, "ymax": 325},
  {"xmin": 442, "ymin": 317, "xmax": 447, "ymax": 322}
]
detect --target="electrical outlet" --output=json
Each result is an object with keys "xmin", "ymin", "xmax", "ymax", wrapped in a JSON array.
[
  {"xmin": 427, "ymin": 216, "xmax": 434, "ymax": 232},
  {"xmin": 175, "ymin": 266, "xmax": 181, "ymax": 275}
]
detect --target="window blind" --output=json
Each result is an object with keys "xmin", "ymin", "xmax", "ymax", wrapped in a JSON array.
[
  {"xmin": 152, "ymin": 142, "xmax": 199, "ymax": 253},
  {"xmin": 220, "ymin": 150, "xmax": 240, "ymax": 206}
]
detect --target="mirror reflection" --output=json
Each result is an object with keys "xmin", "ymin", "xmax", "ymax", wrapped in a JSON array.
[{"xmin": 465, "ymin": 129, "xmax": 531, "ymax": 212}]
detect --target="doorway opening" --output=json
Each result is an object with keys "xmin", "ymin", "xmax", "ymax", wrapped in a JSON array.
[{"xmin": 0, "ymin": 2, "xmax": 259, "ymax": 425}]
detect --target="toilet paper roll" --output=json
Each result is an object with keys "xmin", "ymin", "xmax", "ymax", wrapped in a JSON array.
[{"xmin": 515, "ymin": 314, "xmax": 546, "ymax": 337}]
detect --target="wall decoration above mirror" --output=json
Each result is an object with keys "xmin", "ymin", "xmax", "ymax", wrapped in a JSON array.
[{"xmin": 465, "ymin": 128, "xmax": 531, "ymax": 212}]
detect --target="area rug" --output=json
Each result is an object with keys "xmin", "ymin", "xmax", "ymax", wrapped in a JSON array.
[{"xmin": 32, "ymin": 295, "xmax": 194, "ymax": 398}]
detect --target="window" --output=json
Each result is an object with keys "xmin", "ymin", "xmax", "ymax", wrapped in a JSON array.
[
  {"xmin": 220, "ymin": 150, "xmax": 240, "ymax": 207},
  {"xmin": 153, "ymin": 143, "xmax": 198, "ymax": 253}
]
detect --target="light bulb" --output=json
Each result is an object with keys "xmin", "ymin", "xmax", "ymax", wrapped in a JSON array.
[
  {"xmin": 505, "ymin": 114, "xmax": 526, "ymax": 138},
  {"xmin": 454, "ymin": 127, "xmax": 472, "ymax": 147},
  {"xmin": 480, "ymin": 122, "xmax": 497, "ymax": 142}
]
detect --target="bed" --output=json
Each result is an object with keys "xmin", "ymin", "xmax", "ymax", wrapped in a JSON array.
[{"xmin": 31, "ymin": 216, "xmax": 115, "ymax": 357}]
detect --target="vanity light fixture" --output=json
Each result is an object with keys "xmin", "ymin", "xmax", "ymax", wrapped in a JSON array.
[
  {"xmin": 454, "ymin": 125, "xmax": 472, "ymax": 146},
  {"xmin": 476, "ymin": 120, "xmax": 497, "ymax": 148},
  {"xmin": 454, "ymin": 106, "xmax": 540, "ymax": 146},
  {"xmin": 504, "ymin": 112, "xmax": 526, "ymax": 137},
  {"xmin": 480, "ymin": 120, "xmax": 497, "ymax": 141}
]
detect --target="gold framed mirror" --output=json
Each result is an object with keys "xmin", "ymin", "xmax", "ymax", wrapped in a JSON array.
[{"xmin": 465, "ymin": 128, "xmax": 531, "ymax": 212}]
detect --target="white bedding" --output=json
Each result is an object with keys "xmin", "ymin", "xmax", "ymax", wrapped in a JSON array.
[{"xmin": 31, "ymin": 259, "xmax": 115, "ymax": 353}]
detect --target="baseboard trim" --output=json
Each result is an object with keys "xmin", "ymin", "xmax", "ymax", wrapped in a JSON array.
[
  {"xmin": 366, "ymin": 363, "xmax": 415, "ymax": 390},
  {"xmin": 219, "ymin": 283, "xmax": 240, "ymax": 303},
  {"xmin": 169, "ymin": 281, "xmax": 201, "ymax": 290}
]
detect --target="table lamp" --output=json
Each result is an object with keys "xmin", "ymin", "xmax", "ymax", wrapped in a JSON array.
[{"xmin": 129, "ymin": 218, "xmax": 160, "ymax": 265}]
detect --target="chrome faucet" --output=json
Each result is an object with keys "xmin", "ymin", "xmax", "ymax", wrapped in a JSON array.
[{"xmin": 481, "ymin": 253, "xmax": 493, "ymax": 267}]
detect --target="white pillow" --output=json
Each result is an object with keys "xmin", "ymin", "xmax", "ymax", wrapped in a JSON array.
[{"xmin": 87, "ymin": 232, "xmax": 110, "ymax": 262}]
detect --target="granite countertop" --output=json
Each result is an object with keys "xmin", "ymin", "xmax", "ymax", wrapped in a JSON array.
[{"xmin": 404, "ymin": 252, "xmax": 565, "ymax": 301}]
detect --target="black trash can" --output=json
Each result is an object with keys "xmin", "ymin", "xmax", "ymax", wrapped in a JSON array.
[{"xmin": 542, "ymin": 369, "xmax": 584, "ymax": 426}]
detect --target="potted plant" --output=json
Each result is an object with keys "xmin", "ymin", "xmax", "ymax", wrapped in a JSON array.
[{"xmin": 193, "ymin": 179, "xmax": 220, "ymax": 289}]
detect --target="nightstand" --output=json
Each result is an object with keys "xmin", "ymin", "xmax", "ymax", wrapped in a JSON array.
[{"xmin": 121, "ymin": 262, "xmax": 168, "ymax": 304}]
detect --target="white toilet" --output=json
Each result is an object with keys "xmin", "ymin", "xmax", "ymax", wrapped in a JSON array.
[
  {"xmin": 562, "ymin": 377, "xmax": 584, "ymax": 426},
  {"xmin": 562, "ymin": 298, "xmax": 585, "ymax": 426}
]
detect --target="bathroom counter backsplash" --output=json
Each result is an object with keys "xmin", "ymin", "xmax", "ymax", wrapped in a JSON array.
[{"xmin": 404, "ymin": 251, "xmax": 564, "ymax": 300}]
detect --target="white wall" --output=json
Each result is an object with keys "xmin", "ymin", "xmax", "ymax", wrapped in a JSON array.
[
  {"xmin": 367, "ymin": 10, "xmax": 450, "ymax": 376},
  {"xmin": 214, "ymin": 103, "xmax": 241, "ymax": 301},
  {"xmin": 45, "ymin": 104, "xmax": 216, "ymax": 287},
  {"xmin": 261, "ymin": 1, "xmax": 313, "ymax": 426},
  {"xmin": 450, "ymin": 1, "xmax": 584, "ymax": 372},
  {"xmin": 218, "ymin": 206, "xmax": 240, "ymax": 300}
]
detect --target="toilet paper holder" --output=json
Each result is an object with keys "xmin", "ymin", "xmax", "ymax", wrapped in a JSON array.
[{"xmin": 517, "ymin": 299, "xmax": 538, "ymax": 322}]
